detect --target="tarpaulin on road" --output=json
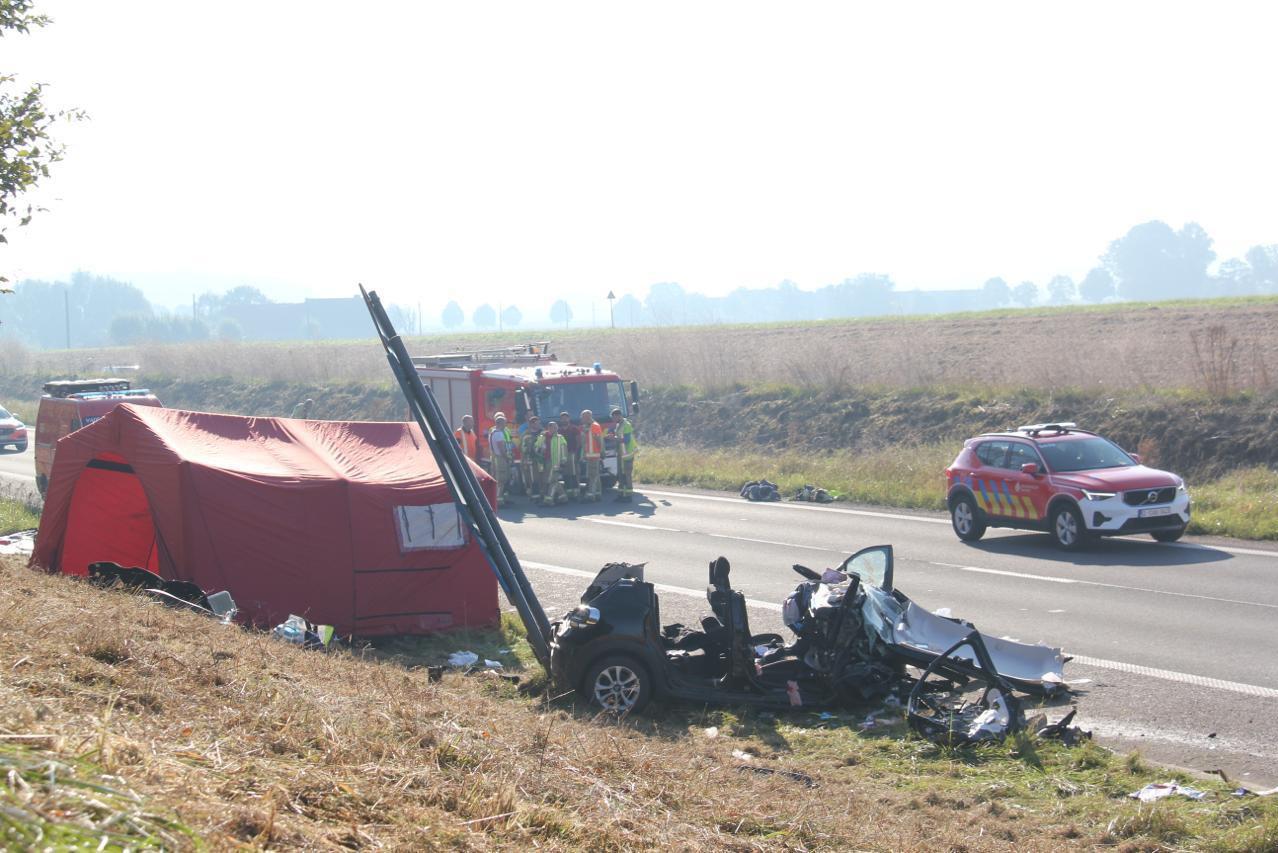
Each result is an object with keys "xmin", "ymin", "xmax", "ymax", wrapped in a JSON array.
[{"xmin": 31, "ymin": 404, "xmax": 499, "ymax": 636}]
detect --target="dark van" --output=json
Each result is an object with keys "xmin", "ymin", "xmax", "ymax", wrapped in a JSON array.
[{"xmin": 35, "ymin": 379, "xmax": 162, "ymax": 497}]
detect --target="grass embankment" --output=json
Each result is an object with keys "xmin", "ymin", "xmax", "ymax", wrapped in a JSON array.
[
  {"xmin": 638, "ymin": 447, "xmax": 1278, "ymax": 541},
  {"xmin": 3, "ymin": 557, "xmax": 1277, "ymax": 850}
]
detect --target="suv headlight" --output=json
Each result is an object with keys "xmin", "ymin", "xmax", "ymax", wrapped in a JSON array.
[
  {"xmin": 1081, "ymin": 490, "xmax": 1116, "ymax": 501},
  {"xmin": 1175, "ymin": 478, "xmax": 1187, "ymax": 493}
]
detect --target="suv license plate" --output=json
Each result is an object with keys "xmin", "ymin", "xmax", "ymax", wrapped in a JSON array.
[{"xmin": 1139, "ymin": 506, "xmax": 1174, "ymax": 518}]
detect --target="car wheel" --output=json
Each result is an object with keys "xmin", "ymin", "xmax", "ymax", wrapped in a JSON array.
[
  {"xmin": 583, "ymin": 655, "xmax": 652, "ymax": 715},
  {"xmin": 950, "ymin": 494, "xmax": 986, "ymax": 542},
  {"xmin": 15, "ymin": 441, "xmax": 27, "ymax": 453},
  {"xmin": 1151, "ymin": 526, "xmax": 1185, "ymax": 543},
  {"xmin": 1050, "ymin": 503, "xmax": 1090, "ymax": 551}
]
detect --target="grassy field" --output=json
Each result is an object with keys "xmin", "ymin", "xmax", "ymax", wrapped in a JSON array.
[
  {"xmin": 3, "ymin": 555, "xmax": 1276, "ymax": 850},
  {"xmin": 4, "ymin": 294, "xmax": 1276, "ymax": 394},
  {"xmin": 638, "ymin": 446, "xmax": 1278, "ymax": 541}
]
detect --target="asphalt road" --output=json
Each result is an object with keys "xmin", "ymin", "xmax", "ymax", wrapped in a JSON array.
[
  {"xmin": 0, "ymin": 443, "xmax": 38, "ymax": 503},
  {"xmin": 5, "ymin": 439, "xmax": 1275, "ymax": 787},
  {"xmin": 497, "ymin": 485, "xmax": 1278, "ymax": 788}
]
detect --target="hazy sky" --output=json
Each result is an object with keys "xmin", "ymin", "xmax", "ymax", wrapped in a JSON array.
[{"xmin": 5, "ymin": 1, "xmax": 1277, "ymax": 311}]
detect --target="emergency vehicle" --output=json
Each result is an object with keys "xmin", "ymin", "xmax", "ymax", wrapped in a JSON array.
[
  {"xmin": 35, "ymin": 379, "xmax": 163, "ymax": 497},
  {"xmin": 944, "ymin": 423, "xmax": 1190, "ymax": 550},
  {"xmin": 413, "ymin": 342, "xmax": 639, "ymax": 488}
]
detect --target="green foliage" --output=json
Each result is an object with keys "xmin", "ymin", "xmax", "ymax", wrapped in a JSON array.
[
  {"xmin": 1, "ymin": 1, "xmax": 82, "ymax": 281},
  {"xmin": 0, "ymin": 494, "xmax": 39, "ymax": 534}
]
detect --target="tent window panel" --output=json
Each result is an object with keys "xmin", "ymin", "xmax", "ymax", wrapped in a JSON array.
[{"xmin": 395, "ymin": 503, "xmax": 467, "ymax": 551}]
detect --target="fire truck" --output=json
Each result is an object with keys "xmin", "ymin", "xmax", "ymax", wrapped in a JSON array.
[{"xmin": 413, "ymin": 342, "xmax": 639, "ymax": 489}]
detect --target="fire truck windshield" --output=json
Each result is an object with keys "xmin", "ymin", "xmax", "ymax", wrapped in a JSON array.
[{"xmin": 532, "ymin": 381, "xmax": 627, "ymax": 422}]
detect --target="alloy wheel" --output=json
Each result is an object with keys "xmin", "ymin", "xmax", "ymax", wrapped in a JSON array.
[{"xmin": 593, "ymin": 664, "xmax": 641, "ymax": 712}]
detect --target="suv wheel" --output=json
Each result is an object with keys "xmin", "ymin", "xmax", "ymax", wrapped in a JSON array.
[
  {"xmin": 583, "ymin": 655, "xmax": 652, "ymax": 715},
  {"xmin": 1050, "ymin": 503, "xmax": 1090, "ymax": 551},
  {"xmin": 1151, "ymin": 526, "xmax": 1185, "ymax": 543},
  {"xmin": 950, "ymin": 494, "xmax": 986, "ymax": 542},
  {"xmin": 14, "ymin": 440, "xmax": 27, "ymax": 453}
]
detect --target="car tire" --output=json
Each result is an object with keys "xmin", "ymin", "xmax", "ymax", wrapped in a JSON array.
[
  {"xmin": 950, "ymin": 494, "xmax": 986, "ymax": 542},
  {"xmin": 583, "ymin": 654, "xmax": 652, "ymax": 715},
  {"xmin": 1151, "ymin": 526, "xmax": 1185, "ymax": 543},
  {"xmin": 1050, "ymin": 503, "xmax": 1091, "ymax": 551},
  {"xmin": 14, "ymin": 441, "xmax": 27, "ymax": 453}
]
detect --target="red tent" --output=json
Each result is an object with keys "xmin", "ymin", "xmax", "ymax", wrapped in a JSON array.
[{"xmin": 31, "ymin": 404, "xmax": 499, "ymax": 636}]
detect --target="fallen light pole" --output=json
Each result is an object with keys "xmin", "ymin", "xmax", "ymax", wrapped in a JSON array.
[{"xmin": 361, "ymin": 285, "xmax": 553, "ymax": 671}]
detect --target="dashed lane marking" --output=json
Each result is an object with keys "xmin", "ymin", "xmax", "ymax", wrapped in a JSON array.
[
  {"xmin": 583, "ymin": 519, "xmax": 680, "ymax": 532},
  {"xmin": 929, "ymin": 561, "xmax": 1278, "ymax": 610}
]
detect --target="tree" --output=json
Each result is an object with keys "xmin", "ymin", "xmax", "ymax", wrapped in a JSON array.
[
  {"xmin": 1, "ymin": 1, "xmax": 80, "ymax": 283},
  {"xmin": 473, "ymin": 303, "xmax": 496, "ymax": 328},
  {"xmin": 614, "ymin": 293, "xmax": 643, "ymax": 327},
  {"xmin": 441, "ymin": 300, "xmax": 464, "ymax": 329},
  {"xmin": 1078, "ymin": 267, "xmax": 1115, "ymax": 303},
  {"xmin": 549, "ymin": 299, "xmax": 572, "ymax": 328},
  {"xmin": 1012, "ymin": 281, "xmax": 1038, "ymax": 307},
  {"xmin": 501, "ymin": 304, "xmax": 522, "ymax": 327},
  {"xmin": 217, "ymin": 318, "xmax": 243, "ymax": 342},
  {"xmin": 981, "ymin": 277, "xmax": 1011, "ymax": 308},
  {"xmin": 1046, "ymin": 275, "xmax": 1077, "ymax": 305},
  {"xmin": 1102, "ymin": 220, "xmax": 1215, "ymax": 301}
]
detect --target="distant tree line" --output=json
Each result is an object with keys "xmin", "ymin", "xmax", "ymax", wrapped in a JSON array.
[{"xmin": 3, "ymin": 220, "xmax": 1274, "ymax": 347}]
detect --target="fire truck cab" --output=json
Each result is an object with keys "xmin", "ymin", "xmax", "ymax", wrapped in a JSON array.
[{"xmin": 413, "ymin": 342, "xmax": 639, "ymax": 487}]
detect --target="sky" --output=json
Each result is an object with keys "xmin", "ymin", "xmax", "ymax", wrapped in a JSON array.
[{"xmin": 4, "ymin": 1, "xmax": 1278, "ymax": 314}]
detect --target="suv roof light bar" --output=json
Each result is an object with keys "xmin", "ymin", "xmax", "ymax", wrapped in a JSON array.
[
  {"xmin": 42, "ymin": 379, "xmax": 131, "ymax": 398},
  {"xmin": 69, "ymin": 389, "xmax": 154, "ymax": 401}
]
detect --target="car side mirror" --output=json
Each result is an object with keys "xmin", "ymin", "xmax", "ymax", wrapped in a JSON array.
[
  {"xmin": 1020, "ymin": 462, "xmax": 1040, "ymax": 476},
  {"xmin": 1129, "ymin": 453, "xmax": 1142, "ymax": 464}
]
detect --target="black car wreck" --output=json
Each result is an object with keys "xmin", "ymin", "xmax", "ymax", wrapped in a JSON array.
[{"xmin": 550, "ymin": 546, "xmax": 1070, "ymax": 734}]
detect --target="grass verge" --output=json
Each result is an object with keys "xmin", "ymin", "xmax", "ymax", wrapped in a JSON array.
[
  {"xmin": 636, "ymin": 447, "xmax": 1278, "ymax": 541},
  {"xmin": 0, "ymin": 495, "xmax": 39, "ymax": 535},
  {"xmin": 4, "ymin": 555, "xmax": 1277, "ymax": 850}
]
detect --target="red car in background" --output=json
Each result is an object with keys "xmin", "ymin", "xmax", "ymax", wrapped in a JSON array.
[{"xmin": 944, "ymin": 423, "xmax": 1191, "ymax": 550}]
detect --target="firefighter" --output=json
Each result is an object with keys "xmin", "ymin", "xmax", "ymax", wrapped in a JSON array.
[
  {"xmin": 519, "ymin": 415, "xmax": 543, "ymax": 500},
  {"xmin": 580, "ymin": 408, "xmax": 604, "ymax": 501},
  {"xmin": 535, "ymin": 420, "xmax": 568, "ymax": 506},
  {"xmin": 608, "ymin": 407, "xmax": 638, "ymax": 502},
  {"xmin": 487, "ymin": 412, "xmax": 514, "ymax": 503},
  {"xmin": 557, "ymin": 411, "xmax": 581, "ymax": 500},
  {"xmin": 454, "ymin": 415, "xmax": 481, "ymax": 462}
]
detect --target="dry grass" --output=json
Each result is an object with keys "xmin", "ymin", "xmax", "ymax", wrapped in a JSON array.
[
  {"xmin": 4, "ymin": 556, "xmax": 1277, "ymax": 850},
  {"xmin": 7, "ymin": 557, "xmax": 1278, "ymax": 849},
  {"xmin": 6, "ymin": 295, "xmax": 1277, "ymax": 394}
]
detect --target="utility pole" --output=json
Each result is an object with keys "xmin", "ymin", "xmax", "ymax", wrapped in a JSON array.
[
  {"xmin": 64, "ymin": 290, "xmax": 71, "ymax": 349},
  {"xmin": 607, "ymin": 290, "xmax": 616, "ymax": 329}
]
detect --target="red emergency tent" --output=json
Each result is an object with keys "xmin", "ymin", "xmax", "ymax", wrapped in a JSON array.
[{"xmin": 31, "ymin": 404, "xmax": 499, "ymax": 636}]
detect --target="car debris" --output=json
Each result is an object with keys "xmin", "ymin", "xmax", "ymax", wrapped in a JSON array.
[
  {"xmin": 1129, "ymin": 782, "xmax": 1210, "ymax": 802},
  {"xmin": 549, "ymin": 545, "xmax": 1072, "ymax": 733},
  {"xmin": 88, "ymin": 561, "xmax": 237, "ymax": 622},
  {"xmin": 739, "ymin": 480, "xmax": 781, "ymax": 502},
  {"xmin": 0, "ymin": 528, "xmax": 36, "ymax": 556},
  {"xmin": 447, "ymin": 651, "xmax": 481, "ymax": 668},
  {"xmin": 791, "ymin": 484, "xmax": 834, "ymax": 503},
  {"xmin": 271, "ymin": 614, "xmax": 336, "ymax": 649}
]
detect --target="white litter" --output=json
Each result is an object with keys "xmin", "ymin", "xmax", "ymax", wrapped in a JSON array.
[
  {"xmin": 447, "ymin": 651, "xmax": 480, "ymax": 667},
  {"xmin": 704, "ymin": 726, "xmax": 719, "ymax": 739}
]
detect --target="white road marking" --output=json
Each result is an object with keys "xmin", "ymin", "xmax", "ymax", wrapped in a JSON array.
[
  {"xmin": 639, "ymin": 488, "xmax": 951, "ymax": 524},
  {"xmin": 639, "ymin": 487, "xmax": 1278, "ymax": 559},
  {"xmin": 1071, "ymin": 655, "xmax": 1278, "ymax": 700},
  {"xmin": 706, "ymin": 532, "xmax": 836, "ymax": 553},
  {"xmin": 522, "ymin": 559, "xmax": 1276, "ymax": 697},
  {"xmin": 929, "ymin": 561, "xmax": 1278, "ymax": 610},
  {"xmin": 584, "ymin": 518, "xmax": 680, "ymax": 532},
  {"xmin": 580, "ymin": 515, "xmax": 841, "ymax": 552}
]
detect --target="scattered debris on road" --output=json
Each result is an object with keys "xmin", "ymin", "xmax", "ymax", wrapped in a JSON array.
[
  {"xmin": 0, "ymin": 528, "xmax": 36, "ymax": 556},
  {"xmin": 739, "ymin": 479, "xmax": 781, "ymax": 501},
  {"xmin": 791, "ymin": 484, "xmax": 834, "ymax": 503},
  {"xmin": 1130, "ymin": 782, "xmax": 1210, "ymax": 802}
]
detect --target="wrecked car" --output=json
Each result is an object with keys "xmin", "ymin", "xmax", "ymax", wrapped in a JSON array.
[{"xmin": 550, "ymin": 545, "xmax": 1067, "ymax": 719}]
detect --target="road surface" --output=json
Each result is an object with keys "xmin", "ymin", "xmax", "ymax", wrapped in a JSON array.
[
  {"xmin": 0, "ymin": 444, "xmax": 38, "ymax": 503},
  {"xmin": 5, "ymin": 442, "xmax": 1274, "ymax": 787},
  {"xmin": 497, "ymin": 485, "xmax": 1278, "ymax": 788}
]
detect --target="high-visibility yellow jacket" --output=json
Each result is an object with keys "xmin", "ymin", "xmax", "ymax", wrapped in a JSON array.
[
  {"xmin": 535, "ymin": 432, "xmax": 567, "ymax": 467},
  {"xmin": 610, "ymin": 418, "xmax": 637, "ymax": 458}
]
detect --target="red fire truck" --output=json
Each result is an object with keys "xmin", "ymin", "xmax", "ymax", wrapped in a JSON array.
[{"xmin": 413, "ymin": 342, "xmax": 639, "ymax": 489}]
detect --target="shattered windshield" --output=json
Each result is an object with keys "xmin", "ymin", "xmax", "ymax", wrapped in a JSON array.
[
  {"xmin": 533, "ymin": 381, "xmax": 627, "ymax": 422},
  {"xmin": 1037, "ymin": 437, "xmax": 1134, "ymax": 472},
  {"xmin": 839, "ymin": 546, "xmax": 892, "ymax": 591}
]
